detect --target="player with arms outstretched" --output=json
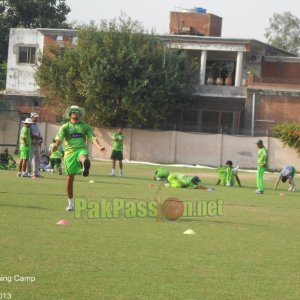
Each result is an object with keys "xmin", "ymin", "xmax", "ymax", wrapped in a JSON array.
[{"xmin": 52, "ymin": 105, "xmax": 106, "ymax": 211}]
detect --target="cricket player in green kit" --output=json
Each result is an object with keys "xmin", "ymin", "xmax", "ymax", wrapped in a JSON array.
[
  {"xmin": 256, "ymin": 139, "xmax": 268, "ymax": 194},
  {"xmin": 53, "ymin": 105, "xmax": 106, "ymax": 211}
]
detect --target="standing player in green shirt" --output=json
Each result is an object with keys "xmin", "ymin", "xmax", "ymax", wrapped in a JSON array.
[
  {"xmin": 49, "ymin": 138, "xmax": 64, "ymax": 175},
  {"xmin": 17, "ymin": 118, "xmax": 34, "ymax": 177},
  {"xmin": 52, "ymin": 105, "xmax": 106, "ymax": 211},
  {"xmin": 256, "ymin": 139, "xmax": 268, "ymax": 194},
  {"xmin": 110, "ymin": 128, "xmax": 125, "ymax": 177}
]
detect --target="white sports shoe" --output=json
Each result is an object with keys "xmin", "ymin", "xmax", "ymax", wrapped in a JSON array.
[
  {"xmin": 21, "ymin": 172, "xmax": 31, "ymax": 177},
  {"xmin": 65, "ymin": 204, "xmax": 74, "ymax": 212},
  {"xmin": 17, "ymin": 172, "xmax": 21, "ymax": 177},
  {"xmin": 119, "ymin": 171, "xmax": 123, "ymax": 177}
]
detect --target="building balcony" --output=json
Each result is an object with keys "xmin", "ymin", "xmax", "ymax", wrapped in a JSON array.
[{"xmin": 193, "ymin": 84, "xmax": 246, "ymax": 98}]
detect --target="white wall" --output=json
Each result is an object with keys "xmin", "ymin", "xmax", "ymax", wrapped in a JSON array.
[
  {"xmin": 3, "ymin": 121, "xmax": 300, "ymax": 170},
  {"xmin": 6, "ymin": 28, "xmax": 43, "ymax": 95}
]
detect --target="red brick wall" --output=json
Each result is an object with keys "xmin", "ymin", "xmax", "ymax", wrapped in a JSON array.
[
  {"xmin": 255, "ymin": 95, "xmax": 300, "ymax": 130},
  {"xmin": 43, "ymin": 34, "xmax": 73, "ymax": 52},
  {"xmin": 262, "ymin": 62, "xmax": 300, "ymax": 78},
  {"xmin": 16, "ymin": 106, "xmax": 57, "ymax": 123},
  {"xmin": 169, "ymin": 12, "xmax": 222, "ymax": 36}
]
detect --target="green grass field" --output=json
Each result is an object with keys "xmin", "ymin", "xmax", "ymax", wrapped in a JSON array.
[{"xmin": 1, "ymin": 161, "xmax": 300, "ymax": 300}]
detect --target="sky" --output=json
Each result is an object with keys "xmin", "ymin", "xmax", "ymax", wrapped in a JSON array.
[{"xmin": 65, "ymin": 0, "xmax": 300, "ymax": 43}]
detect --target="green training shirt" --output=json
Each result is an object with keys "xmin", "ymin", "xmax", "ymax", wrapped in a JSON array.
[
  {"xmin": 20, "ymin": 126, "xmax": 31, "ymax": 148},
  {"xmin": 56, "ymin": 121, "xmax": 96, "ymax": 155},
  {"xmin": 112, "ymin": 133, "xmax": 125, "ymax": 152},
  {"xmin": 257, "ymin": 147, "xmax": 268, "ymax": 167},
  {"xmin": 49, "ymin": 143, "xmax": 63, "ymax": 159}
]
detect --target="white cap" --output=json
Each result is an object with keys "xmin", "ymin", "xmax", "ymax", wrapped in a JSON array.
[
  {"xmin": 30, "ymin": 112, "xmax": 39, "ymax": 118},
  {"xmin": 22, "ymin": 118, "xmax": 34, "ymax": 124}
]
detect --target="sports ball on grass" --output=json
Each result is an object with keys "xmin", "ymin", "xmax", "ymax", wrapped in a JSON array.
[{"xmin": 161, "ymin": 197, "xmax": 184, "ymax": 221}]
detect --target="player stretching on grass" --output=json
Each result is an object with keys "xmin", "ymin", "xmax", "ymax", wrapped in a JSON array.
[
  {"xmin": 52, "ymin": 105, "xmax": 106, "ymax": 211},
  {"xmin": 0, "ymin": 147, "xmax": 16, "ymax": 170},
  {"xmin": 256, "ymin": 139, "xmax": 268, "ymax": 194},
  {"xmin": 274, "ymin": 165, "xmax": 296, "ymax": 192}
]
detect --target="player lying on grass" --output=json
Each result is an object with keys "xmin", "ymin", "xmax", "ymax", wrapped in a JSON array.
[
  {"xmin": 216, "ymin": 160, "xmax": 241, "ymax": 187},
  {"xmin": 166, "ymin": 173, "xmax": 205, "ymax": 189},
  {"xmin": 52, "ymin": 105, "xmax": 106, "ymax": 211},
  {"xmin": 0, "ymin": 147, "xmax": 16, "ymax": 170},
  {"xmin": 274, "ymin": 165, "xmax": 296, "ymax": 192},
  {"xmin": 154, "ymin": 168, "xmax": 212, "ymax": 190}
]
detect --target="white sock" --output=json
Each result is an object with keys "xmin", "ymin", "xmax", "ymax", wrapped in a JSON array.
[
  {"xmin": 68, "ymin": 198, "xmax": 74, "ymax": 206},
  {"xmin": 120, "ymin": 170, "xmax": 123, "ymax": 175},
  {"xmin": 111, "ymin": 169, "xmax": 115, "ymax": 175}
]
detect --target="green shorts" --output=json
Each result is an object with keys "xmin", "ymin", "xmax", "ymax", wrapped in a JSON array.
[
  {"xmin": 20, "ymin": 146, "xmax": 30, "ymax": 160},
  {"xmin": 64, "ymin": 149, "xmax": 88, "ymax": 175},
  {"xmin": 110, "ymin": 150, "xmax": 123, "ymax": 161}
]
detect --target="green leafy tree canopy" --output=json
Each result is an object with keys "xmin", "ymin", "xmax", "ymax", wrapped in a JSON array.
[
  {"xmin": 265, "ymin": 11, "xmax": 300, "ymax": 55},
  {"xmin": 272, "ymin": 123, "xmax": 300, "ymax": 154},
  {"xmin": 37, "ymin": 15, "xmax": 198, "ymax": 128}
]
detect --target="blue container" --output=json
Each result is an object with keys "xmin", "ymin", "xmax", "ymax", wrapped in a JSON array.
[{"xmin": 195, "ymin": 7, "xmax": 206, "ymax": 13}]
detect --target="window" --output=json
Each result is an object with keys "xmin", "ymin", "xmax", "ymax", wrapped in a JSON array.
[
  {"xmin": 19, "ymin": 47, "xmax": 36, "ymax": 64},
  {"xmin": 56, "ymin": 35, "xmax": 63, "ymax": 41},
  {"xmin": 20, "ymin": 113, "xmax": 30, "ymax": 121},
  {"xmin": 72, "ymin": 36, "xmax": 78, "ymax": 45}
]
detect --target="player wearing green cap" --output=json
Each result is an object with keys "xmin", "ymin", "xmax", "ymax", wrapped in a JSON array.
[
  {"xmin": 256, "ymin": 139, "xmax": 268, "ymax": 194},
  {"xmin": 52, "ymin": 105, "xmax": 106, "ymax": 211}
]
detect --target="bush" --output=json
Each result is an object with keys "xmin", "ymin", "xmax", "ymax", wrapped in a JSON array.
[{"xmin": 271, "ymin": 123, "xmax": 300, "ymax": 153}]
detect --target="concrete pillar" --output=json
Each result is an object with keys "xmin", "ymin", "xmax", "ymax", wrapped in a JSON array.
[
  {"xmin": 196, "ymin": 110, "xmax": 202, "ymax": 131},
  {"xmin": 200, "ymin": 50, "xmax": 207, "ymax": 85},
  {"xmin": 235, "ymin": 51, "xmax": 244, "ymax": 87},
  {"xmin": 232, "ymin": 112, "xmax": 237, "ymax": 134}
]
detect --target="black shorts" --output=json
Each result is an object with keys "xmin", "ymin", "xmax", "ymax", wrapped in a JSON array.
[
  {"xmin": 110, "ymin": 150, "xmax": 123, "ymax": 161},
  {"xmin": 50, "ymin": 158, "xmax": 62, "ymax": 168}
]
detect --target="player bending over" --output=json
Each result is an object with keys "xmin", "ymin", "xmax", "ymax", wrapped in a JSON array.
[{"xmin": 274, "ymin": 165, "xmax": 296, "ymax": 192}]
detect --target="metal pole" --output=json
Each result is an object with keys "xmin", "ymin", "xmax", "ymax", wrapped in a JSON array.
[{"xmin": 251, "ymin": 93, "xmax": 256, "ymax": 136}]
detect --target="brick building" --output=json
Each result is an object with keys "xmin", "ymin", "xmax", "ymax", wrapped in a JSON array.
[
  {"xmin": 169, "ymin": 9, "xmax": 222, "ymax": 36},
  {"xmin": 3, "ymin": 9, "xmax": 300, "ymax": 135},
  {"xmin": 4, "ymin": 28, "xmax": 77, "ymax": 122}
]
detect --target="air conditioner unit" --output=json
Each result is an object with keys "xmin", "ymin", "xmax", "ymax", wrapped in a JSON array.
[{"xmin": 247, "ymin": 54, "xmax": 263, "ymax": 64}]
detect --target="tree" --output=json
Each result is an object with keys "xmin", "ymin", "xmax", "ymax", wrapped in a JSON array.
[
  {"xmin": 37, "ymin": 16, "xmax": 198, "ymax": 128},
  {"xmin": 0, "ymin": 0, "xmax": 71, "ymax": 88},
  {"xmin": 265, "ymin": 11, "xmax": 300, "ymax": 55},
  {"xmin": 272, "ymin": 123, "xmax": 300, "ymax": 154}
]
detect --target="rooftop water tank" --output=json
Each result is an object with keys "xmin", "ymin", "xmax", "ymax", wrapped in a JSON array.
[{"xmin": 195, "ymin": 7, "xmax": 207, "ymax": 13}]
